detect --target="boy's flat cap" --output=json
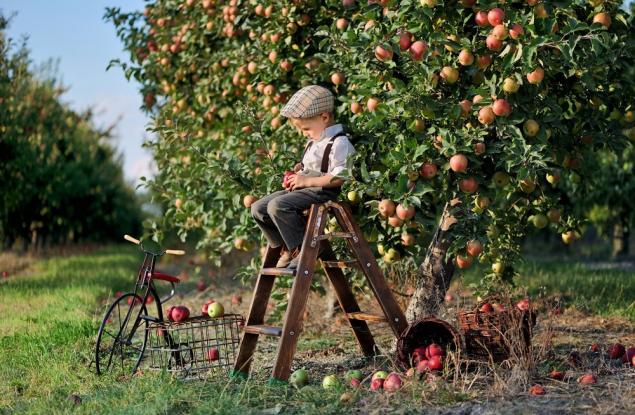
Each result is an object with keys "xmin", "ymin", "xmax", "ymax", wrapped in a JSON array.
[{"xmin": 280, "ymin": 85, "xmax": 334, "ymax": 119}]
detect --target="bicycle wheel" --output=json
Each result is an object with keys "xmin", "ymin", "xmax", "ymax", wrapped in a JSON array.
[{"xmin": 95, "ymin": 292, "xmax": 149, "ymax": 376}]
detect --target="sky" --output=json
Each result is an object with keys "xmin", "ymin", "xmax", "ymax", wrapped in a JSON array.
[{"xmin": 1, "ymin": 0, "xmax": 154, "ymax": 189}]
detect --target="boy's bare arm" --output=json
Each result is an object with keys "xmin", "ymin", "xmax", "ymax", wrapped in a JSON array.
[{"xmin": 289, "ymin": 174, "xmax": 344, "ymax": 190}]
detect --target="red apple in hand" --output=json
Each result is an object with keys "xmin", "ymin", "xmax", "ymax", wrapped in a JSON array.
[{"xmin": 283, "ymin": 171, "xmax": 295, "ymax": 189}]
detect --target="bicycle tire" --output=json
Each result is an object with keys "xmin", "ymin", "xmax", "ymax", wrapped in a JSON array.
[{"xmin": 95, "ymin": 292, "xmax": 149, "ymax": 376}]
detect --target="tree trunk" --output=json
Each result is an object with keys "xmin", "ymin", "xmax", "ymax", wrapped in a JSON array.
[
  {"xmin": 405, "ymin": 200, "xmax": 459, "ymax": 323},
  {"xmin": 611, "ymin": 222, "xmax": 630, "ymax": 259}
]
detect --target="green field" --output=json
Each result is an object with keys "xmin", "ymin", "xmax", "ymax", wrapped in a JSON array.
[{"xmin": 0, "ymin": 246, "xmax": 633, "ymax": 414}]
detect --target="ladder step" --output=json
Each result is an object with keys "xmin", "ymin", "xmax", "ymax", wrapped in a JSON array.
[
  {"xmin": 260, "ymin": 267, "xmax": 296, "ymax": 276},
  {"xmin": 242, "ymin": 324, "xmax": 283, "ymax": 336},
  {"xmin": 317, "ymin": 232, "xmax": 355, "ymax": 241},
  {"xmin": 322, "ymin": 260, "xmax": 359, "ymax": 269},
  {"xmin": 347, "ymin": 312, "xmax": 387, "ymax": 323}
]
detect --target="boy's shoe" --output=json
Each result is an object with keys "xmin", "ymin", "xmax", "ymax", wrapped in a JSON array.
[
  {"xmin": 276, "ymin": 248, "xmax": 293, "ymax": 268},
  {"xmin": 287, "ymin": 244, "xmax": 325, "ymax": 270}
]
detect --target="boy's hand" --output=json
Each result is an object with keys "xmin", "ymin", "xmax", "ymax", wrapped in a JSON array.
[{"xmin": 288, "ymin": 174, "xmax": 310, "ymax": 190}]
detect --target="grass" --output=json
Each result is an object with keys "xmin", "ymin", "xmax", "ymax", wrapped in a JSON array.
[
  {"xmin": 460, "ymin": 256, "xmax": 635, "ymax": 321},
  {"xmin": 0, "ymin": 245, "xmax": 633, "ymax": 414}
]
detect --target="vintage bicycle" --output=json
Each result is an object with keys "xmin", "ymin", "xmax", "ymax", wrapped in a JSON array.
[{"xmin": 94, "ymin": 235, "xmax": 244, "ymax": 378}]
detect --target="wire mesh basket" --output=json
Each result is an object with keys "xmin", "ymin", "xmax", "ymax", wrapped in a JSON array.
[{"xmin": 145, "ymin": 313, "xmax": 244, "ymax": 379}]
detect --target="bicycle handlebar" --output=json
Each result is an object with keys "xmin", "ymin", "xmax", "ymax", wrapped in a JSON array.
[{"xmin": 123, "ymin": 235, "xmax": 186, "ymax": 255}]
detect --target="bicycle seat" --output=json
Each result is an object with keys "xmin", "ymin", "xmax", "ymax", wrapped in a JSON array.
[{"xmin": 151, "ymin": 271, "xmax": 180, "ymax": 284}]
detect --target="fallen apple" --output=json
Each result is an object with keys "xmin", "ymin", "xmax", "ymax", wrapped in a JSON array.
[
  {"xmin": 549, "ymin": 370, "xmax": 565, "ymax": 380},
  {"xmin": 370, "ymin": 377, "xmax": 384, "ymax": 391},
  {"xmin": 578, "ymin": 373, "xmax": 597, "ymax": 385},
  {"xmin": 345, "ymin": 369, "xmax": 363, "ymax": 382},
  {"xmin": 196, "ymin": 280, "xmax": 207, "ymax": 292},
  {"xmin": 322, "ymin": 374, "xmax": 340, "ymax": 389},
  {"xmin": 516, "ymin": 299, "xmax": 530, "ymax": 311},
  {"xmin": 372, "ymin": 370, "xmax": 388, "ymax": 381},
  {"xmin": 622, "ymin": 347, "xmax": 635, "ymax": 366},
  {"xmin": 492, "ymin": 303, "xmax": 506, "ymax": 312},
  {"xmin": 383, "ymin": 373, "xmax": 403, "ymax": 392},
  {"xmin": 607, "ymin": 343, "xmax": 626, "ymax": 359},
  {"xmin": 290, "ymin": 369, "xmax": 308, "ymax": 387},
  {"xmin": 529, "ymin": 384, "xmax": 546, "ymax": 395},
  {"xmin": 350, "ymin": 378, "xmax": 361, "ymax": 388}
]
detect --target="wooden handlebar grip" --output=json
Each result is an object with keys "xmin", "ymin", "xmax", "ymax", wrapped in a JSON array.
[
  {"xmin": 165, "ymin": 249, "xmax": 185, "ymax": 256},
  {"xmin": 124, "ymin": 234, "xmax": 141, "ymax": 245}
]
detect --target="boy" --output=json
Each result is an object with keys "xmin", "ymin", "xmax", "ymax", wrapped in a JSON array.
[{"xmin": 250, "ymin": 85, "xmax": 355, "ymax": 269}]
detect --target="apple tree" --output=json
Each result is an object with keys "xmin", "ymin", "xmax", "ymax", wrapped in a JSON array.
[{"xmin": 108, "ymin": 0, "xmax": 635, "ymax": 322}]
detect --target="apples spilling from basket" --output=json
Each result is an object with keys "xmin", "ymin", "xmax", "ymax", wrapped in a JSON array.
[
  {"xmin": 479, "ymin": 298, "xmax": 531, "ymax": 313},
  {"xmin": 410, "ymin": 342, "xmax": 445, "ymax": 374}
]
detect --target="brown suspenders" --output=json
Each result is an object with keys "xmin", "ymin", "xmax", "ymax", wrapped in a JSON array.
[{"xmin": 300, "ymin": 132, "xmax": 348, "ymax": 173}]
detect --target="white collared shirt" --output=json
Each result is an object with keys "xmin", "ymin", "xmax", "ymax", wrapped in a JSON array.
[{"xmin": 299, "ymin": 123, "xmax": 355, "ymax": 180}]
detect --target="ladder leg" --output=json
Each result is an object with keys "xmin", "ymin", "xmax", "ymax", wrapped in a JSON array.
[
  {"xmin": 331, "ymin": 203, "xmax": 409, "ymax": 338},
  {"xmin": 319, "ymin": 241, "xmax": 378, "ymax": 357},
  {"xmin": 270, "ymin": 204, "xmax": 326, "ymax": 382},
  {"xmin": 232, "ymin": 244, "xmax": 282, "ymax": 377}
]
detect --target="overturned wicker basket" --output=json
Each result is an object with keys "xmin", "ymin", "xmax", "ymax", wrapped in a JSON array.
[
  {"xmin": 395, "ymin": 317, "xmax": 462, "ymax": 370},
  {"xmin": 458, "ymin": 296, "xmax": 537, "ymax": 362}
]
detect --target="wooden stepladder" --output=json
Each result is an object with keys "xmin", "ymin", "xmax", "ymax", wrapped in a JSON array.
[{"xmin": 231, "ymin": 200, "xmax": 408, "ymax": 383}]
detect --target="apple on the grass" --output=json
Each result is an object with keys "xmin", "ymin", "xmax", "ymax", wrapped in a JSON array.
[
  {"xmin": 516, "ymin": 299, "xmax": 531, "ymax": 311},
  {"xmin": 529, "ymin": 384, "xmax": 546, "ymax": 395},
  {"xmin": 370, "ymin": 377, "xmax": 384, "ymax": 391},
  {"xmin": 549, "ymin": 370, "xmax": 565, "ymax": 380},
  {"xmin": 383, "ymin": 373, "xmax": 403, "ymax": 392},
  {"xmin": 578, "ymin": 373, "xmax": 597, "ymax": 385},
  {"xmin": 622, "ymin": 347, "xmax": 635, "ymax": 366},
  {"xmin": 607, "ymin": 343, "xmax": 625, "ymax": 359},
  {"xmin": 350, "ymin": 378, "xmax": 361, "ymax": 388},
  {"xmin": 207, "ymin": 302, "xmax": 224, "ymax": 318},
  {"xmin": 231, "ymin": 295, "xmax": 242, "ymax": 305},
  {"xmin": 290, "ymin": 369, "xmax": 308, "ymax": 387},
  {"xmin": 322, "ymin": 374, "xmax": 340, "ymax": 389},
  {"xmin": 345, "ymin": 369, "xmax": 363, "ymax": 382},
  {"xmin": 207, "ymin": 347, "xmax": 219, "ymax": 362}
]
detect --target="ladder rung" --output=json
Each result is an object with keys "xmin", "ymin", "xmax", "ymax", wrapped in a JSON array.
[
  {"xmin": 242, "ymin": 324, "xmax": 282, "ymax": 336},
  {"xmin": 260, "ymin": 267, "xmax": 296, "ymax": 276},
  {"xmin": 317, "ymin": 232, "xmax": 355, "ymax": 240},
  {"xmin": 347, "ymin": 312, "xmax": 387, "ymax": 323},
  {"xmin": 322, "ymin": 260, "xmax": 359, "ymax": 269}
]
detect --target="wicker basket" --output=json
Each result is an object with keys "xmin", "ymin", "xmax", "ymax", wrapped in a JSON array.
[
  {"xmin": 144, "ymin": 313, "xmax": 244, "ymax": 378},
  {"xmin": 458, "ymin": 296, "xmax": 536, "ymax": 362},
  {"xmin": 395, "ymin": 317, "xmax": 462, "ymax": 370}
]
